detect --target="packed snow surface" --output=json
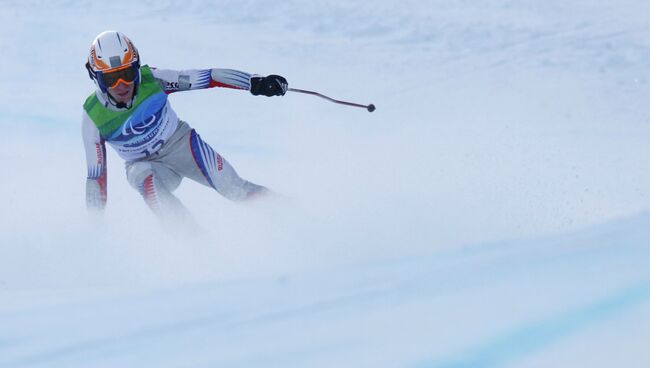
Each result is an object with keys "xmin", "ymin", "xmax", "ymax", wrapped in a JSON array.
[{"xmin": 1, "ymin": 1, "xmax": 650, "ymax": 367}]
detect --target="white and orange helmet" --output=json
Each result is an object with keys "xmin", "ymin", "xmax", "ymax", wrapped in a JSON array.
[{"xmin": 85, "ymin": 31, "xmax": 141, "ymax": 97}]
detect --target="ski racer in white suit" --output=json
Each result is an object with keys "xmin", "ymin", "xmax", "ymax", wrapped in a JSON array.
[{"xmin": 82, "ymin": 31, "xmax": 287, "ymax": 220}]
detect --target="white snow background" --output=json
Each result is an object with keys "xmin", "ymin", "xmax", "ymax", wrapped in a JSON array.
[{"xmin": 1, "ymin": 0, "xmax": 650, "ymax": 367}]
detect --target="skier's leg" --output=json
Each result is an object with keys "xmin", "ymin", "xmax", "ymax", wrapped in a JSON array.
[
  {"xmin": 126, "ymin": 161, "xmax": 189, "ymax": 217},
  {"xmin": 187, "ymin": 129, "xmax": 268, "ymax": 201},
  {"xmin": 160, "ymin": 123, "xmax": 267, "ymax": 201}
]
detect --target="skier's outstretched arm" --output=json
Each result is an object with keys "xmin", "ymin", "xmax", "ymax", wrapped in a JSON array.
[
  {"xmin": 151, "ymin": 67, "xmax": 288, "ymax": 96},
  {"xmin": 82, "ymin": 111, "xmax": 107, "ymax": 211}
]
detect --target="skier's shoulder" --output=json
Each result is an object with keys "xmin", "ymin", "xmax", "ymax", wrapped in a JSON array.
[
  {"xmin": 143, "ymin": 64, "xmax": 174, "ymax": 87},
  {"xmin": 142, "ymin": 64, "xmax": 160, "ymax": 79},
  {"xmin": 83, "ymin": 90, "xmax": 100, "ymax": 112}
]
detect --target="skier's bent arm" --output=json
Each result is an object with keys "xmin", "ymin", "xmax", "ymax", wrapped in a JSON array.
[
  {"xmin": 151, "ymin": 68, "xmax": 250, "ymax": 93},
  {"xmin": 82, "ymin": 111, "xmax": 107, "ymax": 211},
  {"xmin": 151, "ymin": 67, "xmax": 288, "ymax": 96}
]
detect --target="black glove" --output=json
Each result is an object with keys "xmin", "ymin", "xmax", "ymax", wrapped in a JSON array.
[{"xmin": 250, "ymin": 74, "xmax": 288, "ymax": 97}]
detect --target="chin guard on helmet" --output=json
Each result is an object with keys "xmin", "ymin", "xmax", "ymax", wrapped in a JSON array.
[{"xmin": 85, "ymin": 61, "xmax": 95, "ymax": 81}]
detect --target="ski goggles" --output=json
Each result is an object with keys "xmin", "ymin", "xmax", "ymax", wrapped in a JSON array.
[{"xmin": 100, "ymin": 65, "xmax": 138, "ymax": 88}]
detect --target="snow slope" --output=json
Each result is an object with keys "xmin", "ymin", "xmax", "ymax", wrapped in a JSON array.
[
  {"xmin": 1, "ymin": 0, "xmax": 650, "ymax": 367},
  {"xmin": 2, "ymin": 215, "xmax": 650, "ymax": 368}
]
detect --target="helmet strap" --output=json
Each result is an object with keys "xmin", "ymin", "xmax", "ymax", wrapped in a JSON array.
[{"xmin": 85, "ymin": 62, "xmax": 96, "ymax": 81}]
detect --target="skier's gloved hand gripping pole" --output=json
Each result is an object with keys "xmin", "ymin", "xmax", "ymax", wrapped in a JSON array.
[{"xmin": 250, "ymin": 74, "xmax": 376, "ymax": 112}]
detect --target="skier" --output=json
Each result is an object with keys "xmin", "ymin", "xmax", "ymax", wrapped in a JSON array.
[{"xmin": 82, "ymin": 30, "xmax": 286, "ymax": 223}]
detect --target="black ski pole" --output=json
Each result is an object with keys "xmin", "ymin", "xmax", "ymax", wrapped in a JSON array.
[{"xmin": 288, "ymin": 88, "xmax": 376, "ymax": 112}]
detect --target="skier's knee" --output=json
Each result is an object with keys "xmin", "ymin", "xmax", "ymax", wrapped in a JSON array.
[
  {"xmin": 126, "ymin": 161, "xmax": 154, "ymax": 191},
  {"xmin": 126, "ymin": 161, "xmax": 182, "ymax": 192}
]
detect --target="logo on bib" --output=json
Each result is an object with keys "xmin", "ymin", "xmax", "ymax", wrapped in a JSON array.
[
  {"xmin": 110, "ymin": 92, "xmax": 168, "ymax": 144},
  {"xmin": 122, "ymin": 113, "xmax": 158, "ymax": 136}
]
